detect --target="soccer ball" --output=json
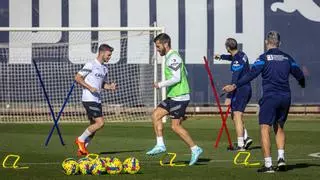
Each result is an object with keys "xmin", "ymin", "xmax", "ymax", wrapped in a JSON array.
[
  {"xmin": 106, "ymin": 157, "xmax": 122, "ymax": 174},
  {"xmin": 78, "ymin": 157, "xmax": 92, "ymax": 175},
  {"xmin": 61, "ymin": 158, "xmax": 75, "ymax": 167},
  {"xmin": 62, "ymin": 158, "xmax": 79, "ymax": 175},
  {"xmin": 123, "ymin": 157, "xmax": 140, "ymax": 174},
  {"xmin": 90, "ymin": 158, "xmax": 107, "ymax": 175},
  {"xmin": 102, "ymin": 156, "xmax": 111, "ymax": 163}
]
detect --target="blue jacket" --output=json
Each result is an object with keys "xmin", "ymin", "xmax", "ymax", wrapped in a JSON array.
[
  {"xmin": 236, "ymin": 48, "xmax": 305, "ymax": 96},
  {"xmin": 221, "ymin": 51, "xmax": 251, "ymax": 98}
]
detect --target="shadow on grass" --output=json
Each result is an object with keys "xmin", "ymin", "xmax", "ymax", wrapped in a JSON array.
[
  {"xmin": 247, "ymin": 146, "xmax": 262, "ymax": 150},
  {"xmin": 227, "ymin": 145, "xmax": 261, "ymax": 151},
  {"xmin": 172, "ymin": 158, "xmax": 212, "ymax": 166},
  {"xmin": 100, "ymin": 149, "xmax": 145, "ymax": 155},
  {"xmin": 283, "ymin": 163, "xmax": 320, "ymax": 171}
]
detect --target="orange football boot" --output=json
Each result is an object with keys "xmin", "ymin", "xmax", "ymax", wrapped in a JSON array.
[{"xmin": 75, "ymin": 138, "xmax": 89, "ymax": 156}]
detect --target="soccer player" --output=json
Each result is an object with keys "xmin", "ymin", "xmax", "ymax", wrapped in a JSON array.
[
  {"xmin": 223, "ymin": 31, "xmax": 305, "ymax": 173},
  {"xmin": 214, "ymin": 38, "xmax": 253, "ymax": 151},
  {"xmin": 74, "ymin": 44, "xmax": 117, "ymax": 156},
  {"xmin": 146, "ymin": 33, "xmax": 203, "ymax": 166}
]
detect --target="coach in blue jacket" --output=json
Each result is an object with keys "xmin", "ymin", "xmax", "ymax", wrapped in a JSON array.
[{"xmin": 223, "ymin": 31, "xmax": 305, "ymax": 173}]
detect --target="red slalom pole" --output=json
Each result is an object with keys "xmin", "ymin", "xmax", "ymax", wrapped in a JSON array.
[
  {"xmin": 203, "ymin": 56, "xmax": 233, "ymax": 149},
  {"xmin": 214, "ymin": 105, "xmax": 232, "ymax": 148}
]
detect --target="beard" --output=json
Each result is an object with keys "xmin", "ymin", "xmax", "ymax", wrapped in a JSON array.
[{"xmin": 159, "ymin": 49, "xmax": 166, "ymax": 56}]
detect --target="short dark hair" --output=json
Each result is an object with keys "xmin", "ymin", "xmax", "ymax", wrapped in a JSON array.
[
  {"xmin": 225, "ymin": 38, "xmax": 238, "ymax": 50},
  {"xmin": 99, "ymin": 44, "xmax": 114, "ymax": 53},
  {"xmin": 266, "ymin": 31, "xmax": 280, "ymax": 47},
  {"xmin": 154, "ymin": 33, "xmax": 171, "ymax": 47}
]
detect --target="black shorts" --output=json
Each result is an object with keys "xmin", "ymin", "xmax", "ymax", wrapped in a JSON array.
[
  {"xmin": 82, "ymin": 101, "xmax": 103, "ymax": 120},
  {"xmin": 157, "ymin": 98, "xmax": 189, "ymax": 119}
]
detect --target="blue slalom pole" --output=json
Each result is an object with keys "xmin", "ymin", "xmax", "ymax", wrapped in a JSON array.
[
  {"xmin": 45, "ymin": 82, "xmax": 75, "ymax": 146},
  {"xmin": 32, "ymin": 60, "xmax": 65, "ymax": 146}
]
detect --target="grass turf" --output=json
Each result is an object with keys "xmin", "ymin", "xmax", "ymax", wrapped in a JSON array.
[{"xmin": 0, "ymin": 115, "xmax": 320, "ymax": 179}]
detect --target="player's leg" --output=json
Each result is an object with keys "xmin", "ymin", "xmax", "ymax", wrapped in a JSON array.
[
  {"xmin": 76, "ymin": 102, "xmax": 103, "ymax": 155},
  {"xmin": 146, "ymin": 99, "xmax": 169, "ymax": 155},
  {"xmin": 233, "ymin": 111, "xmax": 245, "ymax": 150},
  {"xmin": 169, "ymin": 100, "xmax": 203, "ymax": 165},
  {"xmin": 232, "ymin": 90, "xmax": 252, "ymax": 150},
  {"xmin": 257, "ymin": 97, "xmax": 276, "ymax": 173},
  {"xmin": 171, "ymin": 119, "xmax": 195, "ymax": 147},
  {"xmin": 273, "ymin": 123, "xmax": 286, "ymax": 171},
  {"xmin": 274, "ymin": 96, "xmax": 290, "ymax": 171},
  {"xmin": 243, "ymin": 90, "xmax": 253, "ymax": 149},
  {"xmin": 85, "ymin": 119, "xmax": 96, "ymax": 147}
]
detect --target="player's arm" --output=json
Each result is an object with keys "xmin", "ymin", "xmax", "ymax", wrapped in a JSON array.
[
  {"xmin": 75, "ymin": 63, "xmax": 97, "ymax": 93},
  {"xmin": 289, "ymin": 58, "xmax": 305, "ymax": 88},
  {"xmin": 155, "ymin": 56, "xmax": 181, "ymax": 88},
  {"xmin": 102, "ymin": 75, "xmax": 117, "ymax": 91},
  {"xmin": 103, "ymin": 82, "xmax": 117, "ymax": 90},
  {"xmin": 214, "ymin": 54, "xmax": 233, "ymax": 61},
  {"xmin": 223, "ymin": 58, "xmax": 266, "ymax": 92}
]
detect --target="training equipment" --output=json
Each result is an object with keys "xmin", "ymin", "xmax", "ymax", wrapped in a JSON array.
[
  {"xmin": 102, "ymin": 157, "xmax": 111, "ymax": 164},
  {"xmin": 86, "ymin": 153, "xmax": 100, "ymax": 160},
  {"xmin": 61, "ymin": 158, "xmax": 79, "ymax": 175},
  {"xmin": 2, "ymin": 154, "xmax": 29, "ymax": 169},
  {"xmin": 159, "ymin": 152, "xmax": 186, "ymax": 167},
  {"xmin": 77, "ymin": 157, "xmax": 92, "ymax": 175},
  {"xmin": 0, "ymin": 27, "xmax": 165, "ymax": 127},
  {"xmin": 90, "ymin": 158, "xmax": 107, "ymax": 175},
  {"xmin": 233, "ymin": 151, "xmax": 260, "ymax": 167},
  {"xmin": 106, "ymin": 157, "xmax": 122, "ymax": 174},
  {"xmin": 123, "ymin": 157, "xmax": 140, "ymax": 174},
  {"xmin": 203, "ymin": 56, "xmax": 233, "ymax": 149}
]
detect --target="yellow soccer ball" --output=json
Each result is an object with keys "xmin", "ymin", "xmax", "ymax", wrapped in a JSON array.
[
  {"xmin": 62, "ymin": 158, "xmax": 79, "ymax": 175},
  {"xmin": 90, "ymin": 158, "xmax": 107, "ymax": 175},
  {"xmin": 106, "ymin": 157, "xmax": 122, "ymax": 174},
  {"xmin": 123, "ymin": 157, "xmax": 140, "ymax": 174},
  {"xmin": 77, "ymin": 157, "xmax": 92, "ymax": 175},
  {"xmin": 101, "ymin": 156, "xmax": 111, "ymax": 164}
]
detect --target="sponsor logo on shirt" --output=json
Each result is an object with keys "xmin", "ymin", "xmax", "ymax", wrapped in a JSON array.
[{"xmin": 266, "ymin": 55, "xmax": 288, "ymax": 61}]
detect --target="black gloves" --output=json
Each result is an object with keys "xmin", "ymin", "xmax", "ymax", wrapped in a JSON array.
[{"xmin": 298, "ymin": 78, "xmax": 305, "ymax": 88}]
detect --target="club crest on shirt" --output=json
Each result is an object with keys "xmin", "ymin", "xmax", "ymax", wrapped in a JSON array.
[{"xmin": 233, "ymin": 61, "xmax": 240, "ymax": 66}]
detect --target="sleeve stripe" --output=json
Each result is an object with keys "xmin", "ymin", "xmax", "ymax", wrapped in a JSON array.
[
  {"xmin": 252, "ymin": 60, "xmax": 265, "ymax": 67},
  {"xmin": 232, "ymin": 65, "xmax": 244, "ymax": 71}
]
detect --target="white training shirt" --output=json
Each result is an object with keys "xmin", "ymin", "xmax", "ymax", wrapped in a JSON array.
[
  {"xmin": 78, "ymin": 59, "xmax": 108, "ymax": 103},
  {"xmin": 158, "ymin": 49, "xmax": 190, "ymax": 101}
]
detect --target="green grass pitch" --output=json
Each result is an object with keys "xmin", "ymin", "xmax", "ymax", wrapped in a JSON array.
[{"xmin": 0, "ymin": 115, "xmax": 320, "ymax": 180}]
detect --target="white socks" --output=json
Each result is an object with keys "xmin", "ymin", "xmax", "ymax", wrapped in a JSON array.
[
  {"xmin": 191, "ymin": 145, "xmax": 199, "ymax": 152},
  {"xmin": 156, "ymin": 136, "xmax": 165, "ymax": 147},
  {"xmin": 237, "ymin": 137, "xmax": 244, "ymax": 147},
  {"xmin": 244, "ymin": 128, "xmax": 248, "ymax": 139},
  {"xmin": 278, "ymin": 149, "xmax": 285, "ymax": 160},
  {"xmin": 78, "ymin": 129, "xmax": 92, "ymax": 142},
  {"xmin": 264, "ymin": 157, "xmax": 272, "ymax": 168}
]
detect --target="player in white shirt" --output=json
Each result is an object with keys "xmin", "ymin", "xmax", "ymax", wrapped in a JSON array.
[{"xmin": 74, "ymin": 44, "xmax": 117, "ymax": 156}]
